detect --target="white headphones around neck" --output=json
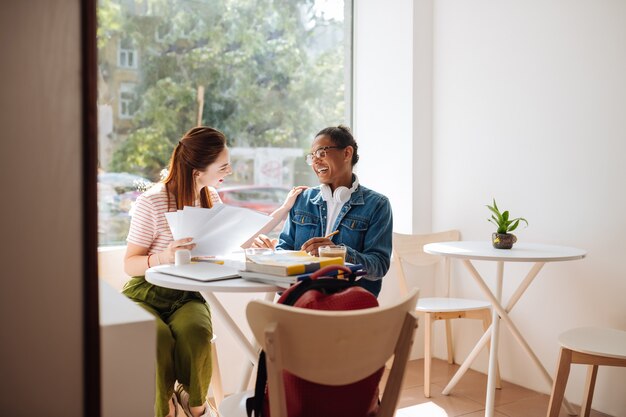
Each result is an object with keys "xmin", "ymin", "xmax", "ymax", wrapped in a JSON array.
[{"xmin": 320, "ymin": 176, "xmax": 359, "ymax": 204}]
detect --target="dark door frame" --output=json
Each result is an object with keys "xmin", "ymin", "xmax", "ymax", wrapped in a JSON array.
[{"xmin": 82, "ymin": 0, "xmax": 101, "ymax": 415}]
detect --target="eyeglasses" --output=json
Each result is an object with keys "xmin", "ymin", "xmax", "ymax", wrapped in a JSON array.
[{"xmin": 305, "ymin": 146, "xmax": 343, "ymax": 165}]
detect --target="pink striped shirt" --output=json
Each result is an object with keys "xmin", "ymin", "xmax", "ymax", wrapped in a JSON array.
[{"xmin": 127, "ymin": 183, "xmax": 221, "ymax": 255}]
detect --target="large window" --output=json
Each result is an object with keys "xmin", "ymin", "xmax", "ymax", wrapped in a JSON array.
[{"xmin": 97, "ymin": 0, "xmax": 352, "ymax": 246}]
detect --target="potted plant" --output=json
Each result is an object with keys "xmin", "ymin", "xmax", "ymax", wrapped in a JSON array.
[{"xmin": 486, "ymin": 199, "xmax": 528, "ymax": 249}]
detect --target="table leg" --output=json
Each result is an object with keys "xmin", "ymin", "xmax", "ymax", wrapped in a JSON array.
[
  {"xmin": 442, "ymin": 322, "xmax": 492, "ymax": 395},
  {"xmin": 483, "ymin": 261, "xmax": 503, "ymax": 417},
  {"xmin": 263, "ymin": 292, "xmax": 276, "ymax": 303},
  {"xmin": 200, "ymin": 290, "xmax": 259, "ymax": 363},
  {"xmin": 235, "ymin": 291, "xmax": 277, "ymax": 392},
  {"xmin": 463, "ymin": 261, "xmax": 577, "ymax": 415},
  {"xmin": 505, "ymin": 262, "xmax": 544, "ymax": 311},
  {"xmin": 236, "ymin": 362, "xmax": 255, "ymax": 392}
]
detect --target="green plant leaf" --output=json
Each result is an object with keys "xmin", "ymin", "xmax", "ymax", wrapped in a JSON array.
[
  {"xmin": 487, "ymin": 199, "xmax": 527, "ymax": 234},
  {"xmin": 487, "ymin": 205, "xmax": 502, "ymax": 222}
]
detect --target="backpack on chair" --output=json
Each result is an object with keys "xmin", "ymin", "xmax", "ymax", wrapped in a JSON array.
[{"xmin": 246, "ymin": 265, "xmax": 381, "ymax": 417}]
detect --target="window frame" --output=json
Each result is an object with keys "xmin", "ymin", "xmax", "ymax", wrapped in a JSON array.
[
  {"xmin": 118, "ymin": 82, "xmax": 137, "ymax": 119},
  {"xmin": 117, "ymin": 38, "xmax": 138, "ymax": 69}
]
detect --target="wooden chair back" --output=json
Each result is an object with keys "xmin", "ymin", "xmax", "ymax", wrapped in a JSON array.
[
  {"xmin": 392, "ymin": 230, "xmax": 461, "ymax": 297},
  {"xmin": 245, "ymin": 288, "xmax": 419, "ymax": 417}
]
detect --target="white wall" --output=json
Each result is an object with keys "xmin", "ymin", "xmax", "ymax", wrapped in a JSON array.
[
  {"xmin": 432, "ymin": 1, "xmax": 626, "ymax": 415},
  {"xmin": 352, "ymin": 1, "xmax": 438, "ymax": 361},
  {"xmin": 353, "ymin": 0, "xmax": 420, "ymax": 235},
  {"xmin": 0, "ymin": 1, "xmax": 84, "ymax": 415}
]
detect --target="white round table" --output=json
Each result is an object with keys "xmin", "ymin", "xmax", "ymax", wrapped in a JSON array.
[
  {"xmin": 146, "ymin": 269, "xmax": 279, "ymax": 293},
  {"xmin": 424, "ymin": 241, "xmax": 586, "ymax": 262},
  {"xmin": 424, "ymin": 241, "xmax": 586, "ymax": 417}
]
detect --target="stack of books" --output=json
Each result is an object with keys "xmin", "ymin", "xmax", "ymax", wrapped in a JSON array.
[{"xmin": 240, "ymin": 250, "xmax": 366, "ymax": 287}]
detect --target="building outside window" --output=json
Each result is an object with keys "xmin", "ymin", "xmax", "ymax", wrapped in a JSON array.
[
  {"xmin": 118, "ymin": 83, "xmax": 137, "ymax": 119},
  {"xmin": 97, "ymin": 0, "xmax": 352, "ymax": 246},
  {"xmin": 117, "ymin": 38, "xmax": 137, "ymax": 69}
]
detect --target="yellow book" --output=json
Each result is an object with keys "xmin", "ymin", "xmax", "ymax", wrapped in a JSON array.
[{"xmin": 245, "ymin": 250, "xmax": 344, "ymax": 276}]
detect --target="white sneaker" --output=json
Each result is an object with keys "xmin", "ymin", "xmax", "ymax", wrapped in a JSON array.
[
  {"xmin": 175, "ymin": 385, "xmax": 218, "ymax": 417},
  {"xmin": 203, "ymin": 401, "xmax": 219, "ymax": 417},
  {"xmin": 175, "ymin": 385, "xmax": 193, "ymax": 417}
]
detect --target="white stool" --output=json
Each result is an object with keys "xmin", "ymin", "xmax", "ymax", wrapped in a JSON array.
[{"xmin": 547, "ymin": 327, "xmax": 626, "ymax": 417}]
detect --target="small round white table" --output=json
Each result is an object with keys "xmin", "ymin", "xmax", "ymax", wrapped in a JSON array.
[
  {"xmin": 146, "ymin": 269, "xmax": 281, "ymax": 391},
  {"xmin": 424, "ymin": 241, "xmax": 586, "ymax": 417}
]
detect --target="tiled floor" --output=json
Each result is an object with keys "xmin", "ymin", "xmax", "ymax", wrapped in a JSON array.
[{"xmin": 388, "ymin": 358, "xmax": 614, "ymax": 417}]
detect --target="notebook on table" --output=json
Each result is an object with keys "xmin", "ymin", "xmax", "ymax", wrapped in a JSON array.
[
  {"xmin": 153, "ymin": 262, "xmax": 240, "ymax": 282},
  {"xmin": 239, "ymin": 263, "xmax": 366, "ymax": 287},
  {"xmin": 244, "ymin": 250, "xmax": 344, "ymax": 276}
]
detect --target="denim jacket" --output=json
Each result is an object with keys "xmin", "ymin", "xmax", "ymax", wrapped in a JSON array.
[{"xmin": 277, "ymin": 184, "xmax": 393, "ymax": 296}]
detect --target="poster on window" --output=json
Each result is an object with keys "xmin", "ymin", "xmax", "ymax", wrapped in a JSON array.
[{"xmin": 255, "ymin": 148, "xmax": 284, "ymax": 186}]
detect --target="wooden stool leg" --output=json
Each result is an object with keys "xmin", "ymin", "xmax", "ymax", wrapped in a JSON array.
[
  {"xmin": 210, "ymin": 337, "xmax": 224, "ymax": 408},
  {"xmin": 547, "ymin": 347, "xmax": 573, "ymax": 417},
  {"xmin": 445, "ymin": 318, "xmax": 454, "ymax": 364},
  {"xmin": 424, "ymin": 312, "xmax": 433, "ymax": 398},
  {"xmin": 580, "ymin": 364, "xmax": 598, "ymax": 417},
  {"xmin": 482, "ymin": 309, "xmax": 502, "ymax": 389}
]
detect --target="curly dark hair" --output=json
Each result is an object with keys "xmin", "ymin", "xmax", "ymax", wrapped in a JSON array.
[{"xmin": 314, "ymin": 125, "xmax": 359, "ymax": 166}]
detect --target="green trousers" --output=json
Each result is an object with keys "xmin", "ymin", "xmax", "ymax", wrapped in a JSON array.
[{"xmin": 123, "ymin": 277, "xmax": 213, "ymax": 417}]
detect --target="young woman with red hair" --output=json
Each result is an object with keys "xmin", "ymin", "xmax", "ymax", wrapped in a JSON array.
[{"xmin": 122, "ymin": 126, "xmax": 303, "ymax": 417}]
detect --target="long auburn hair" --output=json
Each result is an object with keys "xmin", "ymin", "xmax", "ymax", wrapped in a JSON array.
[{"xmin": 163, "ymin": 126, "xmax": 226, "ymax": 210}]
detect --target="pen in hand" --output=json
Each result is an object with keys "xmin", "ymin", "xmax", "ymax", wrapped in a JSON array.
[
  {"xmin": 324, "ymin": 230, "xmax": 339, "ymax": 239},
  {"xmin": 301, "ymin": 230, "xmax": 340, "ymax": 255}
]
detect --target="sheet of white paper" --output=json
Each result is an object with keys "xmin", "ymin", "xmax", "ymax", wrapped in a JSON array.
[
  {"xmin": 192, "ymin": 205, "xmax": 271, "ymax": 256},
  {"xmin": 164, "ymin": 211, "xmax": 180, "ymax": 239},
  {"xmin": 180, "ymin": 205, "xmax": 224, "ymax": 239},
  {"xmin": 164, "ymin": 204, "xmax": 272, "ymax": 255}
]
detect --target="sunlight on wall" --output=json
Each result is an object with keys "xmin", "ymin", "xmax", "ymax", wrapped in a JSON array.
[{"xmin": 396, "ymin": 402, "xmax": 448, "ymax": 416}]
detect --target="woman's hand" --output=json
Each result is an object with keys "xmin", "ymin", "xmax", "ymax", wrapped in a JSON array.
[
  {"xmin": 251, "ymin": 234, "xmax": 278, "ymax": 250},
  {"xmin": 300, "ymin": 237, "xmax": 335, "ymax": 257},
  {"xmin": 158, "ymin": 237, "xmax": 196, "ymax": 264},
  {"xmin": 241, "ymin": 186, "xmax": 306, "ymax": 250},
  {"xmin": 280, "ymin": 185, "xmax": 307, "ymax": 210}
]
